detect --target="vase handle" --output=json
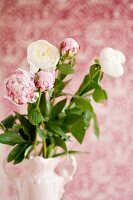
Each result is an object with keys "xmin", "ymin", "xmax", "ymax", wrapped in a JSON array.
[
  {"xmin": 2, "ymin": 155, "xmax": 9, "ymax": 177},
  {"xmin": 61, "ymin": 155, "xmax": 77, "ymax": 184},
  {"xmin": 58, "ymin": 155, "xmax": 77, "ymax": 199}
]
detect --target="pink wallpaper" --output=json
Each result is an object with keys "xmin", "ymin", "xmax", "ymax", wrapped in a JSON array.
[{"xmin": 0, "ymin": 0, "xmax": 133, "ymax": 199}]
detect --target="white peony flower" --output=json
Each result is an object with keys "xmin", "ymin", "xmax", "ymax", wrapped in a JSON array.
[
  {"xmin": 27, "ymin": 40, "xmax": 60, "ymax": 73},
  {"xmin": 99, "ymin": 47, "xmax": 126, "ymax": 77}
]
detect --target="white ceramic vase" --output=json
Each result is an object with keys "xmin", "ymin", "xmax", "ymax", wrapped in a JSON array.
[{"xmin": 4, "ymin": 156, "xmax": 77, "ymax": 200}]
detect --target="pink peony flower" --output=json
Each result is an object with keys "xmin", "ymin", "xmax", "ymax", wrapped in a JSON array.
[
  {"xmin": 5, "ymin": 68, "xmax": 39, "ymax": 105},
  {"xmin": 34, "ymin": 71, "xmax": 55, "ymax": 92},
  {"xmin": 60, "ymin": 38, "xmax": 79, "ymax": 57}
]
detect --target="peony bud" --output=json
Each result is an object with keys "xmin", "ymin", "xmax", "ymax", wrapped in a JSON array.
[
  {"xmin": 34, "ymin": 71, "xmax": 55, "ymax": 92},
  {"xmin": 99, "ymin": 47, "xmax": 126, "ymax": 77},
  {"xmin": 60, "ymin": 38, "xmax": 79, "ymax": 57}
]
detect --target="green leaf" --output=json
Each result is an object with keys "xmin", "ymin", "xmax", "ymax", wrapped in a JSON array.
[
  {"xmin": 73, "ymin": 96, "xmax": 93, "ymax": 112},
  {"xmin": 54, "ymin": 137, "xmax": 67, "ymax": 152},
  {"xmin": 28, "ymin": 102, "xmax": 36, "ymax": 110},
  {"xmin": 39, "ymin": 93, "xmax": 46, "ymax": 117},
  {"xmin": 0, "ymin": 131, "xmax": 25, "ymax": 145},
  {"xmin": 24, "ymin": 145, "xmax": 32, "ymax": 157},
  {"xmin": 90, "ymin": 64, "xmax": 101, "ymax": 83},
  {"xmin": 93, "ymin": 86, "xmax": 107, "ymax": 103},
  {"xmin": 54, "ymin": 79, "xmax": 69, "ymax": 97},
  {"xmin": 19, "ymin": 128, "xmax": 29, "ymax": 141},
  {"xmin": 0, "ymin": 122, "xmax": 5, "ymax": 131},
  {"xmin": 14, "ymin": 151, "xmax": 26, "ymax": 164},
  {"xmin": 53, "ymin": 150, "xmax": 87, "ymax": 157},
  {"xmin": 76, "ymin": 74, "xmax": 96, "ymax": 95},
  {"xmin": 37, "ymin": 128, "xmax": 46, "ymax": 139},
  {"xmin": 65, "ymin": 114, "xmax": 86, "ymax": 144},
  {"xmin": 1, "ymin": 115, "xmax": 16, "ymax": 129},
  {"xmin": 16, "ymin": 113, "xmax": 36, "ymax": 141},
  {"xmin": 48, "ymin": 122, "xmax": 69, "ymax": 140},
  {"xmin": 51, "ymin": 99, "xmax": 67, "ymax": 120},
  {"xmin": 12, "ymin": 124, "xmax": 21, "ymax": 133},
  {"xmin": 66, "ymin": 107, "xmax": 83, "ymax": 116},
  {"xmin": 83, "ymin": 110, "xmax": 93, "ymax": 127},
  {"xmin": 7, "ymin": 143, "xmax": 29, "ymax": 163},
  {"xmin": 58, "ymin": 64, "xmax": 75, "ymax": 75},
  {"xmin": 39, "ymin": 93, "xmax": 51, "ymax": 119},
  {"xmin": 93, "ymin": 114, "xmax": 100, "ymax": 137},
  {"xmin": 28, "ymin": 109, "xmax": 44, "ymax": 125},
  {"xmin": 76, "ymin": 64, "xmax": 101, "ymax": 96}
]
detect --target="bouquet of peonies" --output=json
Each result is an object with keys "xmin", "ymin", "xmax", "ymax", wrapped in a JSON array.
[{"xmin": 0, "ymin": 38, "xmax": 125, "ymax": 164}]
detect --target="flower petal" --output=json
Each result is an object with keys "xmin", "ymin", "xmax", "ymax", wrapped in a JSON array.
[
  {"xmin": 27, "ymin": 40, "xmax": 60, "ymax": 73},
  {"xmin": 99, "ymin": 47, "xmax": 125, "ymax": 77}
]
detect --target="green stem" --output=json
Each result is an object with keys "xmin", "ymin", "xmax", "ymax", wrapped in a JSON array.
[
  {"xmin": 34, "ymin": 127, "xmax": 38, "ymax": 157},
  {"xmin": 37, "ymin": 91, "xmax": 42, "ymax": 109},
  {"xmin": 51, "ymin": 94, "xmax": 55, "ymax": 105},
  {"xmin": 61, "ymin": 92, "xmax": 73, "ymax": 96},
  {"xmin": 38, "ymin": 145, "xmax": 43, "ymax": 156},
  {"xmin": 33, "ymin": 92, "xmax": 42, "ymax": 156},
  {"xmin": 47, "ymin": 143, "xmax": 55, "ymax": 158},
  {"xmin": 41, "ymin": 122, "xmax": 47, "ymax": 158},
  {"xmin": 94, "ymin": 58, "xmax": 100, "ymax": 64},
  {"xmin": 43, "ymin": 139, "xmax": 47, "ymax": 158}
]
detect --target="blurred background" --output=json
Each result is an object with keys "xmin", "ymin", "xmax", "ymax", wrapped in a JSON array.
[{"xmin": 0, "ymin": 0, "xmax": 133, "ymax": 199}]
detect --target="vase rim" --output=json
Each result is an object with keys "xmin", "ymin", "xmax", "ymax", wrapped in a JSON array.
[{"xmin": 29, "ymin": 156, "xmax": 60, "ymax": 162}]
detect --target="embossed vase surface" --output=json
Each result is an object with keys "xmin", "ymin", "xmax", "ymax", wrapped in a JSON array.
[{"xmin": 5, "ymin": 156, "xmax": 77, "ymax": 200}]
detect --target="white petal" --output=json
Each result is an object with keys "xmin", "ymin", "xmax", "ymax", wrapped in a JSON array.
[
  {"xmin": 27, "ymin": 40, "xmax": 60, "ymax": 72},
  {"xmin": 115, "ymin": 50, "xmax": 126, "ymax": 64},
  {"xmin": 100, "ymin": 59, "xmax": 124, "ymax": 77},
  {"xmin": 99, "ymin": 47, "xmax": 124, "ymax": 77},
  {"xmin": 29, "ymin": 62, "xmax": 39, "ymax": 73}
]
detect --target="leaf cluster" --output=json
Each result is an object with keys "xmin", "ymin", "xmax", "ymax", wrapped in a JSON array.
[{"xmin": 0, "ymin": 58, "xmax": 108, "ymax": 164}]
